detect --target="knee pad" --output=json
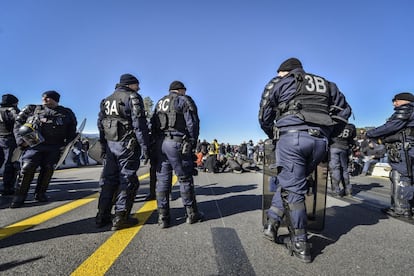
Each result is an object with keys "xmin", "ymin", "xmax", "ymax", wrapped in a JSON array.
[
  {"xmin": 281, "ymin": 189, "xmax": 307, "ymax": 237},
  {"xmin": 21, "ymin": 162, "xmax": 36, "ymax": 174},
  {"xmin": 390, "ymin": 170, "xmax": 401, "ymax": 184}
]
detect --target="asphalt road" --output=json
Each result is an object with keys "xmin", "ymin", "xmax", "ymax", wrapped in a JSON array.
[{"xmin": 0, "ymin": 165, "xmax": 413, "ymax": 275}]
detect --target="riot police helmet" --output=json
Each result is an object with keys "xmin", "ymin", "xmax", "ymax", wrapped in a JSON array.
[{"xmin": 18, "ymin": 123, "xmax": 45, "ymax": 147}]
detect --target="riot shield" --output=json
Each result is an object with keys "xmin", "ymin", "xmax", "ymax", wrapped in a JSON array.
[
  {"xmin": 262, "ymin": 139, "xmax": 328, "ymax": 232},
  {"xmin": 55, "ymin": 118, "xmax": 87, "ymax": 169},
  {"xmin": 88, "ymin": 140, "xmax": 103, "ymax": 164}
]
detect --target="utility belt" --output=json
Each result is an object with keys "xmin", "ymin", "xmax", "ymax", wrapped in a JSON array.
[
  {"xmin": 385, "ymin": 141, "xmax": 414, "ymax": 163},
  {"xmin": 386, "ymin": 141, "xmax": 414, "ymax": 151},
  {"xmin": 163, "ymin": 132, "xmax": 185, "ymax": 143},
  {"xmin": 276, "ymin": 128, "xmax": 325, "ymax": 139}
]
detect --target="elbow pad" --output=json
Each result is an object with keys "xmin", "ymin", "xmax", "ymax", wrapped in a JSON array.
[
  {"xmin": 392, "ymin": 104, "xmax": 413, "ymax": 121},
  {"xmin": 130, "ymin": 93, "xmax": 146, "ymax": 118}
]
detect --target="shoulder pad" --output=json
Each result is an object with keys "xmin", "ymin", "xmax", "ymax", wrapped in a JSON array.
[
  {"xmin": 129, "ymin": 92, "xmax": 143, "ymax": 102},
  {"xmin": 393, "ymin": 104, "xmax": 413, "ymax": 121},
  {"xmin": 16, "ymin": 104, "xmax": 37, "ymax": 123},
  {"xmin": 129, "ymin": 92, "xmax": 145, "ymax": 117},
  {"xmin": 182, "ymin": 95, "xmax": 198, "ymax": 113},
  {"xmin": 21, "ymin": 104, "xmax": 37, "ymax": 113},
  {"xmin": 264, "ymin": 77, "xmax": 281, "ymax": 91}
]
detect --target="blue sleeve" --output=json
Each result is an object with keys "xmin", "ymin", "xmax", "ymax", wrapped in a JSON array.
[
  {"xmin": 129, "ymin": 93, "xmax": 150, "ymax": 151},
  {"xmin": 367, "ymin": 117, "xmax": 407, "ymax": 139},
  {"xmin": 182, "ymin": 95, "xmax": 200, "ymax": 141},
  {"xmin": 329, "ymin": 82, "xmax": 352, "ymax": 123},
  {"xmin": 258, "ymin": 78, "xmax": 278, "ymax": 138},
  {"xmin": 64, "ymin": 107, "xmax": 78, "ymax": 142}
]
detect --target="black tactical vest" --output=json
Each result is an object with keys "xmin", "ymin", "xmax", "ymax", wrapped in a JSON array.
[
  {"xmin": 155, "ymin": 93, "xmax": 186, "ymax": 133},
  {"xmin": 100, "ymin": 91, "xmax": 133, "ymax": 141},
  {"xmin": 30, "ymin": 105, "xmax": 72, "ymax": 144},
  {"xmin": 331, "ymin": 124, "xmax": 356, "ymax": 148},
  {"xmin": 279, "ymin": 73, "xmax": 336, "ymax": 126}
]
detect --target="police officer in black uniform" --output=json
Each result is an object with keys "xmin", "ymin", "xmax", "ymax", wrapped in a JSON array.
[
  {"xmin": 0, "ymin": 94, "xmax": 20, "ymax": 196},
  {"xmin": 367, "ymin": 92, "xmax": 414, "ymax": 218},
  {"xmin": 96, "ymin": 73, "xmax": 150, "ymax": 230},
  {"xmin": 329, "ymin": 123, "xmax": 356, "ymax": 197},
  {"xmin": 151, "ymin": 80, "xmax": 203, "ymax": 228},
  {"xmin": 259, "ymin": 58, "xmax": 351, "ymax": 262},
  {"xmin": 11, "ymin": 91, "xmax": 77, "ymax": 208}
]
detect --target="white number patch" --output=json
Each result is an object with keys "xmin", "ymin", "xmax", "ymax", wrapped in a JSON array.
[
  {"xmin": 104, "ymin": 100, "xmax": 119, "ymax": 115},
  {"xmin": 339, "ymin": 128, "xmax": 350, "ymax": 139},
  {"xmin": 304, "ymin": 75, "xmax": 327, "ymax": 93},
  {"xmin": 158, "ymin": 98, "xmax": 170, "ymax": 112}
]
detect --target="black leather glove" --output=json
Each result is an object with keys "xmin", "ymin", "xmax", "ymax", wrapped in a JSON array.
[
  {"xmin": 189, "ymin": 138, "xmax": 197, "ymax": 149},
  {"xmin": 143, "ymin": 150, "xmax": 150, "ymax": 165},
  {"xmin": 182, "ymin": 141, "xmax": 192, "ymax": 155}
]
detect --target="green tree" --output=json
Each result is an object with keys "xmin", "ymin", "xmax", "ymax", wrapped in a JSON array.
[{"xmin": 143, "ymin": 96, "xmax": 154, "ymax": 119}]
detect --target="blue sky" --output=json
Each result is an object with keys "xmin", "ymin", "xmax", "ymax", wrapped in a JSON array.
[{"xmin": 1, "ymin": 0, "xmax": 413, "ymax": 145}]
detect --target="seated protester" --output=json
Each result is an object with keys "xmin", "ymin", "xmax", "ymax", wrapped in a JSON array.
[
  {"xmin": 216, "ymin": 155, "xmax": 227, "ymax": 172},
  {"xmin": 361, "ymin": 140, "xmax": 386, "ymax": 175},
  {"xmin": 203, "ymin": 150, "xmax": 219, "ymax": 173},
  {"xmin": 236, "ymin": 153, "xmax": 261, "ymax": 172},
  {"xmin": 199, "ymin": 139, "xmax": 209, "ymax": 155},
  {"xmin": 222, "ymin": 153, "xmax": 243, "ymax": 173},
  {"xmin": 195, "ymin": 151, "xmax": 204, "ymax": 169}
]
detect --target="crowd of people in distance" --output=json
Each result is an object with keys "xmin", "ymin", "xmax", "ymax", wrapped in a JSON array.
[
  {"xmin": 194, "ymin": 139, "xmax": 264, "ymax": 174},
  {"xmin": 349, "ymin": 129, "xmax": 388, "ymax": 177}
]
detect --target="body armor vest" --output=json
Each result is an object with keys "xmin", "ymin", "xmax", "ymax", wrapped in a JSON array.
[
  {"xmin": 331, "ymin": 124, "xmax": 355, "ymax": 149},
  {"xmin": 278, "ymin": 73, "xmax": 335, "ymax": 126},
  {"xmin": 34, "ymin": 105, "xmax": 70, "ymax": 144},
  {"xmin": 155, "ymin": 93, "xmax": 186, "ymax": 133},
  {"xmin": 101, "ymin": 91, "xmax": 133, "ymax": 141}
]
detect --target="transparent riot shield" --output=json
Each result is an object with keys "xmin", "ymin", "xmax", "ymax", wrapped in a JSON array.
[{"xmin": 262, "ymin": 139, "xmax": 328, "ymax": 232}]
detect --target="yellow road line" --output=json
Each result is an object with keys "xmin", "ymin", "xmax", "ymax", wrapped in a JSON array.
[
  {"xmin": 0, "ymin": 193, "xmax": 99, "ymax": 240},
  {"xmin": 0, "ymin": 173, "xmax": 150, "ymax": 240},
  {"xmin": 71, "ymin": 201, "xmax": 157, "ymax": 276},
  {"xmin": 71, "ymin": 175, "xmax": 178, "ymax": 276}
]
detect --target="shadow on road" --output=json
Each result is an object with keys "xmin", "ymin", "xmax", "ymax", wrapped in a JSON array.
[{"xmin": 310, "ymin": 202, "xmax": 389, "ymax": 260}]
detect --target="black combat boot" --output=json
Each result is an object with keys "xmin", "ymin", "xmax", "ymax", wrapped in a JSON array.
[
  {"xmin": 263, "ymin": 218, "xmax": 280, "ymax": 243},
  {"xmin": 95, "ymin": 211, "xmax": 112, "ymax": 228},
  {"xmin": 185, "ymin": 206, "xmax": 204, "ymax": 224},
  {"xmin": 34, "ymin": 166, "xmax": 54, "ymax": 202},
  {"xmin": 10, "ymin": 194, "xmax": 26, "ymax": 208},
  {"xmin": 34, "ymin": 193, "xmax": 48, "ymax": 202},
  {"xmin": 111, "ymin": 211, "xmax": 139, "ymax": 231},
  {"xmin": 331, "ymin": 180, "xmax": 342, "ymax": 197},
  {"xmin": 344, "ymin": 183, "xmax": 353, "ymax": 197},
  {"xmin": 158, "ymin": 208, "xmax": 171, "ymax": 229},
  {"xmin": 10, "ymin": 170, "xmax": 34, "ymax": 208},
  {"xmin": 291, "ymin": 241, "xmax": 312, "ymax": 263}
]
